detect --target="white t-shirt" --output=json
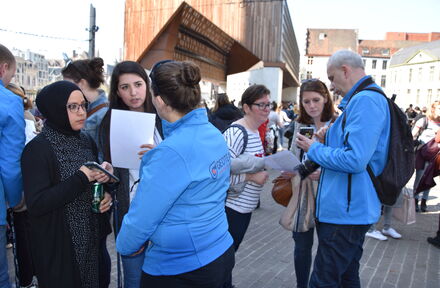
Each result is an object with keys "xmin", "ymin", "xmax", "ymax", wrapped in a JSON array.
[
  {"xmin": 268, "ymin": 111, "xmax": 280, "ymax": 128},
  {"xmin": 129, "ymin": 127, "xmax": 162, "ymax": 202}
]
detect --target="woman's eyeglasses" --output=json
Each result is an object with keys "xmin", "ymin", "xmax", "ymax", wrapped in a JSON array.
[
  {"xmin": 251, "ymin": 102, "xmax": 272, "ymax": 110},
  {"xmin": 66, "ymin": 102, "xmax": 89, "ymax": 113}
]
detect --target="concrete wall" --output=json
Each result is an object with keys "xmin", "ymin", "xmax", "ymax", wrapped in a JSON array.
[
  {"xmin": 226, "ymin": 67, "xmax": 283, "ymax": 104},
  {"xmin": 282, "ymin": 87, "xmax": 298, "ymax": 104}
]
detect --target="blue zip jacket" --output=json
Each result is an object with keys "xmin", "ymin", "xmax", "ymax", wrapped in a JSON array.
[
  {"xmin": 308, "ymin": 76, "xmax": 390, "ymax": 224},
  {"xmin": 83, "ymin": 89, "xmax": 108, "ymax": 147},
  {"xmin": 0, "ymin": 79, "xmax": 25, "ymax": 225},
  {"xmin": 116, "ymin": 108, "xmax": 233, "ymax": 275}
]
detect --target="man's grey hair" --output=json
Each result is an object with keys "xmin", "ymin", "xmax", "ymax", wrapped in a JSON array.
[{"xmin": 328, "ymin": 50, "xmax": 364, "ymax": 70}]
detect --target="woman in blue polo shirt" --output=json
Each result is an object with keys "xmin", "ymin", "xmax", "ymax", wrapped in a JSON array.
[{"xmin": 116, "ymin": 60, "xmax": 234, "ymax": 288}]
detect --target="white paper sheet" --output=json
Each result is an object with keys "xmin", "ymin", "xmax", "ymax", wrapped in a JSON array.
[
  {"xmin": 264, "ymin": 150, "xmax": 301, "ymax": 172},
  {"xmin": 110, "ymin": 109, "xmax": 156, "ymax": 169}
]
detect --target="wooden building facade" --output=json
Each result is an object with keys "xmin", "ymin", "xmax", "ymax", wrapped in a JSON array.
[{"xmin": 124, "ymin": 0, "xmax": 300, "ymax": 87}]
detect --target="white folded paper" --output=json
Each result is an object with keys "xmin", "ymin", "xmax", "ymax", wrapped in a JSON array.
[{"xmin": 110, "ymin": 109, "xmax": 156, "ymax": 169}]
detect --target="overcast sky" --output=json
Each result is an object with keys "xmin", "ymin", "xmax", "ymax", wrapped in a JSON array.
[{"xmin": 1, "ymin": 0, "xmax": 439, "ymax": 64}]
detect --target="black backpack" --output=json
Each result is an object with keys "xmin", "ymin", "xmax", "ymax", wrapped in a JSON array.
[
  {"xmin": 342, "ymin": 82, "xmax": 415, "ymax": 206},
  {"xmin": 222, "ymin": 124, "xmax": 248, "ymax": 155}
]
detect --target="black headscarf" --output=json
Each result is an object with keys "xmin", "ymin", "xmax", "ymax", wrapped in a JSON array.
[{"xmin": 36, "ymin": 80, "xmax": 85, "ymax": 135}]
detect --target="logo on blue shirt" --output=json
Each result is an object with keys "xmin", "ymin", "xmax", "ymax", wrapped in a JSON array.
[{"xmin": 209, "ymin": 153, "xmax": 230, "ymax": 179}]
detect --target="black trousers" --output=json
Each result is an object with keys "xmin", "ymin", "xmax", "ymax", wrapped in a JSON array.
[
  {"xmin": 141, "ymin": 245, "xmax": 234, "ymax": 288},
  {"xmin": 13, "ymin": 211, "xmax": 35, "ymax": 286},
  {"xmin": 99, "ymin": 235, "xmax": 111, "ymax": 288}
]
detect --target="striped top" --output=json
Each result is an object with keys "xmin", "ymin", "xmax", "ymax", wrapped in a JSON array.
[{"xmin": 224, "ymin": 126, "xmax": 265, "ymax": 213}]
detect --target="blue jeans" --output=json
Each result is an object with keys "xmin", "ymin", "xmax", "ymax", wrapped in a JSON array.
[
  {"xmin": 292, "ymin": 228, "xmax": 314, "ymax": 288},
  {"xmin": 0, "ymin": 225, "xmax": 11, "ymax": 288},
  {"xmin": 414, "ymin": 168, "xmax": 430, "ymax": 200},
  {"xmin": 278, "ymin": 127, "xmax": 284, "ymax": 146},
  {"xmin": 121, "ymin": 250, "xmax": 145, "ymax": 288},
  {"xmin": 309, "ymin": 222, "xmax": 370, "ymax": 288}
]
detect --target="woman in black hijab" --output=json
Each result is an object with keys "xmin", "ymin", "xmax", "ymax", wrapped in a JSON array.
[{"xmin": 21, "ymin": 81, "xmax": 114, "ymax": 288}]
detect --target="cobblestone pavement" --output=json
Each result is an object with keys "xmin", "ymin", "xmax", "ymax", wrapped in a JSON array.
[{"xmin": 8, "ymin": 171, "xmax": 440, "ymax": 287}]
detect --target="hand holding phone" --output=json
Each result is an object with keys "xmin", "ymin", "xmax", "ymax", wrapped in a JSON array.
[
  {"xmin": 83, "ymin": 161, "xmax": 120, "ymax": 183},
  {"xmin": 299, "ymin": 127, "xmax": 314, "ymax": 139}
]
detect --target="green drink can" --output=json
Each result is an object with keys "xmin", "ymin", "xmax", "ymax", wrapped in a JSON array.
[{"xmin": 91, "ymin": 183, "xmax": 104, "ymax": 213}]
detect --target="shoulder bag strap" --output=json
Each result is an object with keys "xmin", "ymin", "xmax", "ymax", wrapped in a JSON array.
[{"xmin": 87, "ymin": 103, "xmax": 109, "ymax": 118}]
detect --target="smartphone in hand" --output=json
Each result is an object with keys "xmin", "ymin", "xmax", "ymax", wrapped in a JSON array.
[
  {"xmin": 299, "ymin": 127, "xmax": 314, "ymax": 139},
  {"xmin": 84, "ymin": 161, "xmax": 120, "ymax": 182}
]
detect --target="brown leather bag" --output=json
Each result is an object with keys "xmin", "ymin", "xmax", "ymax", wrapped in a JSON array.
[{"xmin": 271, "ymin": 176, "xmax": 292, "ymax": 207}]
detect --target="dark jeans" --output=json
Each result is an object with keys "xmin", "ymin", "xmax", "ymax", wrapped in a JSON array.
[
  {"xmin": 13, "ymin": 211, "xmax": 35, "ymax": 286},
  {"xmin": 292, "ymin": 228, "xmax": 314, "ymax": 288},
  {"xmin": 141, "ymin": 245, "xmax": 234, "ymax": 288},
  {"xmin": 225, "ymin": 207, "xmax": 252, "ymax": 251},
  {"xmin": 309, "ymin": 222, "xmax": 370, "ymax": 288},
  {"xmin": 223, "ymin": 207, "xmax": 252, "ymax": 288}
]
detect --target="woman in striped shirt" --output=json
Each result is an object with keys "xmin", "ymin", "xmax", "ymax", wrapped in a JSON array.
[{"xmin": 223, "ymin": 85, "xmax": 270, "ymax": 288}]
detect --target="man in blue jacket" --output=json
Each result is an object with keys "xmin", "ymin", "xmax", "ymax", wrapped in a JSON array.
[
  {"xmin": 297, "ymin": 50, "xmax": 390, "ymax": 287},
  {"xmin": 0, "ymin": 44, "xmax": 25, "ymax": 288}
]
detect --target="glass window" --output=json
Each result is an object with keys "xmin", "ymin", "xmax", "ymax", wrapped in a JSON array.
[
  {"xmin": 382, "ymin": 60, "xmax": 387, "ymax": 70},
  {"xmin": 428, "ymin": 89, "xmax": 433, "ymax": 104},
  {"xmin": 409, "ymin": 69, "xmax": 412, "ymax": 82},
  {"xmin": 372, "ymin": 60, "xmax": 377, "ymax": 69},
  {"xmin": 381, "ymin": 75, "xmax": 386, "ymax": 88},
  {"xmin": 429, "ymin": 66, "xmax": 435, "ymax": 81}
]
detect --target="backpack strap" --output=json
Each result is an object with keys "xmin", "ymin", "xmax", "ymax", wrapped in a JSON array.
[
  {"xmin": 223, "ymin": 124, "xmax": 248, "ymax": 155},
  {"xmin": 87, "ymin": 103, "xmax": 109, "ymax": 118},
  {"xmin": 340, "ymin": 82, "xmax": 387, "ymax": 211},
  {"xmin": 341, "ymin": 85, "xmax": 386, "ymax": 132}
]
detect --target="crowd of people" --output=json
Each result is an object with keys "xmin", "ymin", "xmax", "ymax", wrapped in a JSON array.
[{"xmin": 1, "ymin": 42, "xmax": 440, "ymax": 288}]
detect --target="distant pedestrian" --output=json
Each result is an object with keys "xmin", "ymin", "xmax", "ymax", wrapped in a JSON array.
[
  {"xmin": 62, "ymin": 57, "xmax": 108, "ymax": 145},
  {"xmin": 209, "ymin": 93, "xmax": 243, "ymax": 131},
  {"xmin": 268, "ymin": 101, "xmax": 282, "ymax": 153},
  {"xmin": 296, "ymin": 50, "xmax": 390, "ymax": 288},
  {"xmin": 0, "ymin": 43, "xmax": 25, "ymax": 288},
  {"xmin": 412, "ymin": 101, "xmax": 440, "ymax": 212},
  {"xmin": 365, "ymin": 207, "xmax": 402, "ymax": 241},
  {"xmin": 428, "ymin": 214, "xmax": 440, "ymax": 249}
]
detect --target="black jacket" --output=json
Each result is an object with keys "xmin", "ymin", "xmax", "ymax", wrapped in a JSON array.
[{"xmin": 209, "ymin": 104, "xmax": 243, "ymax": 131}]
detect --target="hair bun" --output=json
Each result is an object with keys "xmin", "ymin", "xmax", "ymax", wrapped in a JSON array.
[
  {"xmin": 89, "ymin": 57, "xmax": 104, "ymax": 73},
  {"xmin": 180, "ymin": 62, "xmax": 201, "ymax": 86}
]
